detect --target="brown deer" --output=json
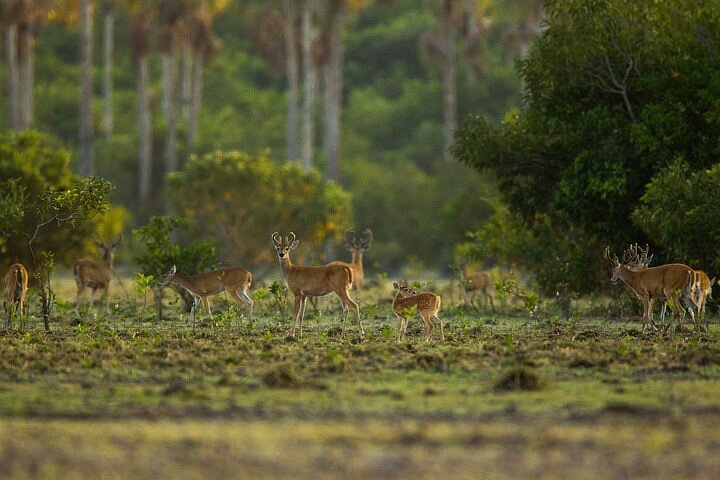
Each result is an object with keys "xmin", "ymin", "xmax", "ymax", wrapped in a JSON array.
[
  {"xmin": 689, "ymin": 270, "xmax": 714, "ymax": 323},
  {"xmin": 604, "ymin": 246, "xmax": 695, "ymax": 330},
  {"xmin": 3, "ymin": 263, "xmax": 29, "ymax": 330},
  {"xmin": 328, "ymin": 228, "xmax": 373, "ymax": 290},
  {"xmin": 272, "ymin": 232, "xmax": 363, "ymax": 339},
  {"xmin": 392, "ymin": 280, "xmax": 443, "ymax": 342},
  {"xmin": 458, "ymin": 260, "xmax": 495, "ymax": 311},
  {"xmin": 161, "ymin": 265, "xmax": 253, "ymax": 327},
  {"xmin": 73, "ymin": 235, "xmax": 121, "ymax": 312}
]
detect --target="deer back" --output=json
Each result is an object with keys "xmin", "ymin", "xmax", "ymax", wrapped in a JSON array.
[
  {"xmin": 618, "ymin": 263, "xmax": 693, "ymax": 296},
  {"xmin": 393, "ymin": 291, "xmax": 441, "ymax": 315},
  {"xmin": 466, "ymin": 272, "xmax": 491, "ymax": 291},
  {"xmin": 285, "ymin": 264, "xmax": 353, "ymax": 295}
]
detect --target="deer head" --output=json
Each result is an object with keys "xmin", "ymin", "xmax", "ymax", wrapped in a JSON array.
[
  {"xmin": 622, "ymin": 243, "xmax": 653, "ymax": 271},
  {"xmin": 272, "ymin": 232, "xmax": 299, "ymax": 259},
  {"xmin": 343, "ymin": 228, "xmax": 373, "ymax": 252}
]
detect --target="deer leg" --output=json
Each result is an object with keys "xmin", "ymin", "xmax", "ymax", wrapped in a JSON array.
[
  {"xmin": 434, "ymin": 314, "xmax": 445, "ymax": 342},
  {"xmin": 235, "ymin": 288, "xmax": 254, "ymax": 322},
  {"xmin": 105, "ymin": 286, "xmax": 111, "ymax": 313},
  {"xmin": 401, "ymin": 316, "xmax": 409, "ymax": 341},
  {"xmin": 421, "ymin": 313, "xmax": 434, "ymax": 342},
  {"xmin": 298, "ymin": 297, "xmax": 308, "ymax": 338},
  {"xmin": 395, "ymin": 314, "xmax": 404, "ymax": 342},
  {"xmin": 487, "ymin": 291, "xmax": 496, "ymax": 312},
  {"xmin": 291, "ymin": 295, "xmax": 303, "ymax": 338}
]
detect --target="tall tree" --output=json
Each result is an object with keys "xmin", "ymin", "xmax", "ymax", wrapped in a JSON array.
[
  {"xmin": 1, "ymin": 2, "xmax": 21, "ymax": 130},
  {"xmin": 129, "ymin": 4, "xmax": 154, "ymax": 208},
  {"xmin": 284, "ymin": 0, "xmax": 300, "ymax": 162},
  {"xmin": 300, "ymin": 0, "xmax": 319, "ymax": 170},
  {"xmin": 440, "ymin": 0, "xmax": 457, "ymax": 163},
  {"xmin": 321, "ymin": 0, "xmax": 345, "ymax": 180},
  {"xmin": 79, "ymin": 0, "xmax": 95, "ymax": 175},
  {"xmin": 101, "ymin": 0, "xmax": 115, "ymax": 140}
]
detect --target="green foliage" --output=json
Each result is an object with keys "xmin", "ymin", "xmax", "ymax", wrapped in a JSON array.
[
  {"xmin": 454, "ymin": 0, "xmax": 720, "ymax": 292},
  {"xmin": 0, "ymin": 131, "xmax": 117, "ymax": 267},
  {"xmin": 633, "ymin": 161, "xmax": 720, "ymax": 271},
  {"xmin": 132, "ymin": 215, "xmax": 219, "ymax": 284},
  {"xmin": 166, "ymin": 150, "xmax": 352, "ymax": 269}
]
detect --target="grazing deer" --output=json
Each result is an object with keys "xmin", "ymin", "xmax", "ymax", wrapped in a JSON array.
[
  {"xmin": 161, "ymin": 265, "xmax": 253, "ymax": 327},
  {"xmin": 3, "ymin": 263, "xmax": 29, "ymax": 330},
  {"xmin": 392, "ymin": 281, "xmax": 443, "ymax": 342},
  {"xmin": 328, "ymin": 228, "xmax": 373, "ymax": 290},
  {"xmin": 689, "ymin": 270, "xmax": 714, "ymax": 322},
  {"xmin": 458, "ymin": 260, "xmax": 495, "ymax": 311},
  {"xmin": 604, "ymin": 246, "xmax": 695, "ymax": 330},
  {"xmin": 272, "ymin": 232, "xmax": 364, "ymax": 339},
  {"xmin": 73, "ymin": 235, "xmax": 121, "ymax": 312}
]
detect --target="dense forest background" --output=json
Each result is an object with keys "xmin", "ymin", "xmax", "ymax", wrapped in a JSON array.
[{"xmin": 0, "ymin": 0, "xmax": 542, "ymax": 276}]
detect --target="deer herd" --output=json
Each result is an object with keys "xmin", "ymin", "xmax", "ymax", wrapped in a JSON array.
[{"xmin": 1, "ymin": 231, "xmax": 716, "ymax": 340}]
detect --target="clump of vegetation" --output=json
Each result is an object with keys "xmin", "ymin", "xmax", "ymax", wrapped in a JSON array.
[
  {"xmin": 493, "ymin": 365, "xmax": 545, "ymax": 392},
  {"xmin": 411, "ymin": 352, "xmax": 448, "ymax": 373},
  {"xmin": 261, "ymin": 363, "xmax": 303, "ymax": 389}
]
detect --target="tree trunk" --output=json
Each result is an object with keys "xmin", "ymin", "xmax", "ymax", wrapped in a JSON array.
[
  {"xmin": 441, "ymin": 0, "xmax": 457, "ymax": 164},
  {"xmin": 102, "ymin": 8, "xmax": 114, "ymax": 140},
  {"xmin": 300, "ymin": 1, "xmax": 317, "ymax": 170},
  {"xmin": 17, "ymin": 22, "xmax": 34, "ymax": 130},
  {"xmin": 180, "ymin": 43, "xmax": 192, "ymax": 124},
  {"xmin": 284, "ymin": 0, "xmax": 300, "ymax": 163},
  {"xmin": 162, "ymin": 51, "xmax": 179, "ymax": 175},
  {"xmin": 188, "ymin": 51, "xmax": 203, "ymax": 144},
  {"xmin": 5, "ymin": 25, "xmax": 19, "ymax": 131},
  {"xmin": 323, "ymin": 2, "xmax": 345, "ymax": 182},
  {"xmin": 137, "ymin": 54, "xmax": 152, "ymax": 206},
  {"xmin": 80, "ymin": 0, "xmax": 95, "ymax": 176}
]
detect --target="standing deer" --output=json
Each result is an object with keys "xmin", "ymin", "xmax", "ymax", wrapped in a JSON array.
[
  {"xmin": 272, "ymin": 232, "xmax": 364, "ymax": 339},
  {"xmin": 74, "ymin": 235, "xmax": 121, "ymax": 312},
  {"xmin": 458, "ymin": 260, "xmax": 495, "ymax": 311},
  {"xmin": 161, "ymin": 265, "xmax": 253, "ymax": 328},
  {"xmin": 392, "ymin": 281, "xmax": 443, "ymax": 342},
  {"xmin": 328, "ymin": 228, "xmax": 373, "ymax": 290},
  {"xmin": 604, "ymin": 246, "xmax": 695, "ymax": 330},
  {"xmin": 4, "ymin": 263, "xmax": 29, "ymax": 330}
]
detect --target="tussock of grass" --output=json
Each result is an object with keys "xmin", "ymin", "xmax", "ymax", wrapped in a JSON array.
[
  {"xmin": 261, "ymin": 363, "xmax": 303, "ymax": 388},
  {"xmin": 493, "ymin": 366, "xmax": 545, "ymax": 392}
]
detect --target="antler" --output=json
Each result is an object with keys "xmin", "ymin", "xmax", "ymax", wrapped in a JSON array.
[
  {"xmin": 603, "ymin": 246, "xmax": 619, "ymax": 266},
  {"xmin": 622, "ymin": 243, "xmax": 653, "ymax": 270},
  {"xmin": 286, "ymin": 232, "xmax": 296, "ymax": 245},
  {"xmin": 360, "ymin": 229, "xmax": 373, "ymax": 248},
  {"xmin": 344, "ymin": 228, "xmax": 357, "ymax": 248},
  {"xmin": 272, "ymin": 232, "xmax": 282, "ymax": 246},
  {"xmin": 112, "ymin": 234, "xmax": 122, "ymax": 248}
]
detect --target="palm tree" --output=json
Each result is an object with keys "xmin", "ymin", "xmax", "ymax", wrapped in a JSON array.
[{"xmin": 79, "ymin": 0, "xmax": 95, "ymax": 175}]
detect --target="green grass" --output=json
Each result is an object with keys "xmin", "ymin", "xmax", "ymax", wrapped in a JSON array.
[{"xmin": 2, "ymin": 274, "xmax": 720, "ymax": 478}]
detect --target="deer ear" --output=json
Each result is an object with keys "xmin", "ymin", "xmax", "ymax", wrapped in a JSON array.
[
  {"xmin": 289, "ymin": 240, "xmax": 299, "ymax": 250},
  {"xmin": 170, "ymin": 265, "xmax": 177, "ymax": 275},
  {"xmin": 393, "ymin": 281, "xmax": 399, "ymax": 289}
]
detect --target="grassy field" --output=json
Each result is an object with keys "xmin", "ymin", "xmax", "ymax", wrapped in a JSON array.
[{"xmin": 1, "ymin": 273, "xmax": 720, "ymax": 479}]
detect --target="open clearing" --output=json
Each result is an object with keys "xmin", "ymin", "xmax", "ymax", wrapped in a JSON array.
[{"xmin": 2, "ymin": 276, "xmax": 720, "ymax": 478}]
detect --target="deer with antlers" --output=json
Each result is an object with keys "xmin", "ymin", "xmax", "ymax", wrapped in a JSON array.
[
  {"xmin": 73, "ymin": 235, "xmax": 121, "ymax": 312},
  {"xmin": 458, "ymin": 260, "xmax": 495, "ymax": 312},
  {"xmin": 4, "ymin": 263, "xmax": 29, "ymax": 330},
  {"xmin": 392, "ymin": 281, "xmax": 443, "ymax": 342},
  {"xmin": 604, "ymin": 245, "xmax": 695, "ymax": 330},
  {"xmin": 161, "ymin": 265, "xmax": 253, "ymax": 328},
  {"xmin": 272, "ymin": 232, "xmax": 364, "ymax": 339},
  {"xmin": 328, "ymin": 228, "xmax": 373, "ymax": 290}
]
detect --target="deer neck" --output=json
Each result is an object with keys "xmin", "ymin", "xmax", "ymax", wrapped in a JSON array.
[
  {"xmin": 102, "ymin": 250, "xmax": 114, "ymax": 271},
  {"xmin": 278, "ymin": 255, "xmax": 293, "ymax": 281},
  {"xmin": 351, "ymin": 250, "xmax": 363, "ymax": 270}
]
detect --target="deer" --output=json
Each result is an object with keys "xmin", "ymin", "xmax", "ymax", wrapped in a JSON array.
[
  {"xmin": 603, "ymin": 246, "xmax": 695, "ymax": 331},
  {"xmin": 161, "ymin": 265, "xmax": 253, "ymax": 327},
  {"xmin": 3, "ymin": 263, "xmax": 29, "ymax": 330},
  {"xmin": 73, "ymin": 235, "xmax": 121, "ymax": 312},
  {"xmin": 272, "ymin": 232, "xmax": 364, "ymax": 339},
  {"xmin": 689, "ymin": 270, "xmax": 714, "ymax": 324},
  {"xmin": 458, "ymin": 259, "xmax": 495, "ymax": 311},
  {"xmin": 392, "ymin": 281, "xmax": 443, "ymax": 342},
  {"xmin": 328, "ymin": 228, "xmax": 373, "ymax": 290}
]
